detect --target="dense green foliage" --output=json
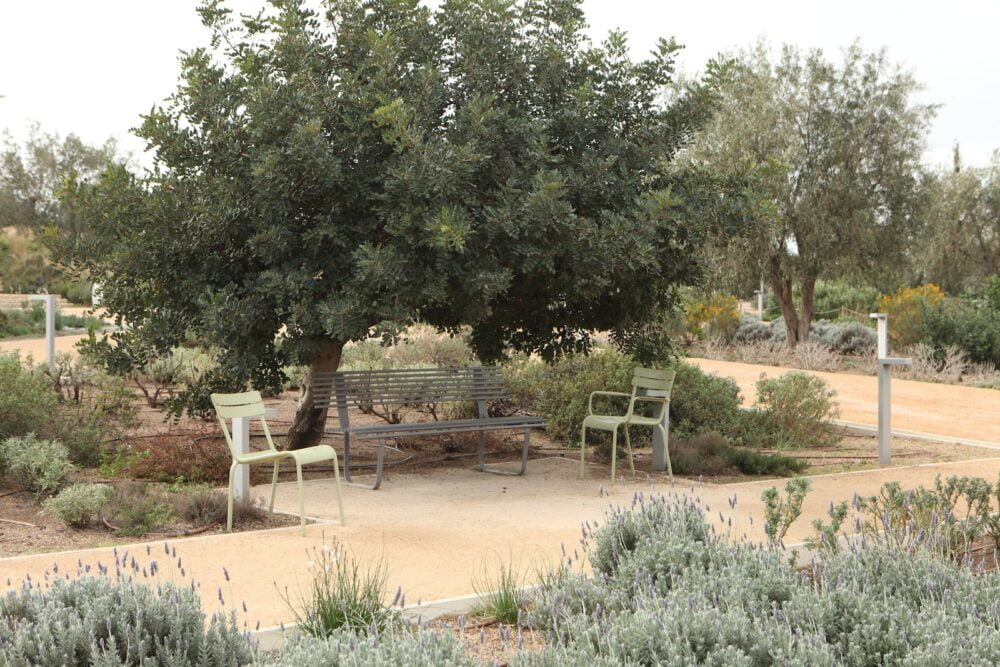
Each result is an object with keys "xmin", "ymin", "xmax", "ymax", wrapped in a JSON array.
[
  {"xmin": 62, "ymin": 0, "xmax": 726, "ymax": 446},
  {"xmin": 0, "ymin": 305, "xmax": 101, "ymax": 339},
  {"xmin": 670, "ymin": 432, "xmax": 806, "ymax": 477},
  {"xmin": 0, "ymin": 577, "xmax": 255, "ymax": 666},
  {"xmin": 0, "ymin": 353, "xmax": 58, "ymax": 439},
  {"xmin": 753, "ymin": 371, "xmax": 840, "ymax": 449}
]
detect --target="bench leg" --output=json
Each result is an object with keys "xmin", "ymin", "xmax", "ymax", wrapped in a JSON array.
[
  {"xmin": 343, "ymin": 436, "xmax": 384, "ymax": 490},
  {"xmin": 477, "ymin": 429, "xmax": 529, "ymax": 477}
]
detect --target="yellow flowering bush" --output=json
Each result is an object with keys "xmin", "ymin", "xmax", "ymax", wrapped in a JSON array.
[{"xmin": 879, "ymin": 284, "xmax": 945, "ymax": 347}]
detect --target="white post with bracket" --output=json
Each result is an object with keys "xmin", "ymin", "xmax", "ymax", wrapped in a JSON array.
[
  {"xmin": 869, "ymin": 313, "xmax": 912, "ymax": 465},
  {"xmin": 232, "ymin": 406, "xmax": 279, "ymax": 501},
  {"xmin": 28, "ymin": 294, "xmax": 57, "ymax": 368}
]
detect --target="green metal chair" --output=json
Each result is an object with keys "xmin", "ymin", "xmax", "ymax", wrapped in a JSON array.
[
  {"xmin": 580, "ymin": 367, "xmax": 676, "ymax": 481},
  {"xmin": 211, "ymin": 391, "xmax": 345, "ymax": 536}
]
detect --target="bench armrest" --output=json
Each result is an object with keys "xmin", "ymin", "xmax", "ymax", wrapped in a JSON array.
[{"xmin": 588, "ymin": 391, "xmax": 631, "ymax": 416}]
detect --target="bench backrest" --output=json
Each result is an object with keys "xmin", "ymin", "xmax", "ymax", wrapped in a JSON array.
[{"xmin": 311, "ymin": 366, "xmax": 506, "ymax": 429}]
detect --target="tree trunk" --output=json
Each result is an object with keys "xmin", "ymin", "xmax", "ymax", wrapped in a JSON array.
[
  {"xmin": 769, "ymin": 265, "xmax": 802, "ymax": 348},
  {"xmin": 797, "ymin": 275, "xmax": 817, "ymax": 347},
  {"xmin": 287, "ymin": 340, "xmax": 344, "ymax": 450}
]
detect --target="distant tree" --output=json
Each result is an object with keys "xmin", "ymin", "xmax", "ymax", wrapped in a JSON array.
[
  {"xmin": 61, "ymin": 0, "xmax": 725, "ymax": 448},
  {"xmin": 914, "ymin": 146, "xmax": 1000, "ymax": 294},
  {"xmin": 686, "ymin": 42, "xmax": 934, "ymax": 344},
  {"xmin": 0, "ymin": 124, "xmax": 118, "ymax": 240}
]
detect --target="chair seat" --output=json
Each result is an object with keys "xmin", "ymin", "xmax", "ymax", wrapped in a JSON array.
[{"xmin": 583, "ymin": 414, "xmax": 662, "ymax": 430}]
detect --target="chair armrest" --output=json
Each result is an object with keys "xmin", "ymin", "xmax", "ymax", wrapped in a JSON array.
[{"xmin": 588, "ymin": 391, "xmax": 631, "ymax": 415}]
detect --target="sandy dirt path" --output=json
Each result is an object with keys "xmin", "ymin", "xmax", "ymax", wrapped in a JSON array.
[
  {"xmin": 689, "ymin": 357, "xmax": 1000, "ymax": 444},
  {"xmin": 0, "ymin": 333, "xmax": 89, "ymax": 359}
]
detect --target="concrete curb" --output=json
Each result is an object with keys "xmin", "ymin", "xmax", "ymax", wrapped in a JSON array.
[{"xmin": 835, "ymin": 420, "xmax": 1000, "ymax": 451}]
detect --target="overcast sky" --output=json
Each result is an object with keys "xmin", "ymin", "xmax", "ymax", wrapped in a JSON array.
[{"xmin": 2, "ymin": 0, "xmax": 997, "ymax": 169}]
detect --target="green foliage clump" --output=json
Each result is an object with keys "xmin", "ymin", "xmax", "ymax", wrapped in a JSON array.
[
  {"xmin": 0, "ymin": 577, "xmax": 255, "ymax": 665},
  {"xmin": 921, "ymin": 296, "xmax": 1000, "ymax": 366},
  {"xmin": 42, "ymin": 483, "xmax": 113, "ymax": 527},
  {"xmin": 106, "ymin": 484, "xmax": 175, "ymax": 536},
  {"xmin": 503, "ymin": 350, "xmax": 638, "ymax": 447},
  {"xmin": 670, "ymin": 432, "xmax": 806, "ymax": 477},
  {"xmin": 283, "ymin": 541, "xmax": 399, "ymax": 638},
  {"xmin": 0, "ymin": 434, "xmax": 74, "ymax": 493},
  {"xmin": 531, "ymin": 495, "xmax": 1000, "ymax": 665},
  {"xmin": 340, "ymin": 324, "xmax": 475, "ymax": 370},
  {"xmin": 669, "ymin": 363, "xmax": 744, "ymax": 440},
  {"xmin": 0, "ymin": 353, "xmax": 58, "ymax": 439},
  {"xmin": 752, "ymin": 371, "xmax": 840, "ymax": 449},
  {"xmin": 812, "ymin": 280, "xmax": 882, "ymax": 317}
]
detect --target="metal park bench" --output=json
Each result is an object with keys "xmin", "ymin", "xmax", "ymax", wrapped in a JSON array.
[{"xmin": 311, "ymin": 366, "xmax": 546, "ymax": 489}]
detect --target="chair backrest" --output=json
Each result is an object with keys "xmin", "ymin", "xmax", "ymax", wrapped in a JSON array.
[
  {"xmin": 211, "ymin": 391, "xmax": 275, "ymax": 458},
  {"xmin": 632, "ymin": 367, "xmax": 676, "ymax": 397}
]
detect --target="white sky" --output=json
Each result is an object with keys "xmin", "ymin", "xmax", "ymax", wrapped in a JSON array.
[{"xmin": 1, "ymin": 0, "xmax": 997, "ymax": 169}]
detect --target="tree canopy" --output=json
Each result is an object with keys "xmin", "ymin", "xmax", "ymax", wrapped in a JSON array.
[
  {"xmin": 62, "ymin": 0, "xmax": 725, "ymax": 447},
  {"xmin": 686, "ymin": 42, "xmax": 934, "ymax": 344}
]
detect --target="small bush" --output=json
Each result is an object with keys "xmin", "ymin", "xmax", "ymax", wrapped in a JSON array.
[
  {"xmin": 42, "ymin": 483, "xmax": 113, "ymax": 527},
  {"xmin": 684, "ymin": 293, "xmax": 740, "ymax": 340},
  {"xmin": 732, "ymin": 314, "xmax": 772, "ymax": 344},
  {"xmin": 880, "ymin": 283, "xmax": 945, "ymax": 348},
  {"xmin": 107, "ymin": 484, "xmax": 175, "ymax": 536},
  {"xmin": 921, "ymin": 297, "xmax": 1000, "ymax": 366},
  {"xmin": 669, "ymin": 364, "xmax": 744, "ymax": 440},
  {"xmin": 283, "ymin": 540, "xmax": 399, "ymax": 637},
  {"xmin": 752, "ymin": 372, "xmax": 840, "ymax": 449},
  {"xmin": 812, "ymin": 279, "xmax": 882, "ymax": 316},
  {"xmin": 120, "ymin": 436, "xmax": 232, "ymax": 484},
  {"xmin": 810, "ymin": 319, "xmax": 877, "ymax": 355},
  {"xmin": 0, "ymin": 353, "xmax": 58, "ymax": 439},
  {"xmin": 341, "ymin": 323, "xmax": 474, "ymax": 370},
  {"xmin": 177, "ymin": 486, "xmax": 268, "ymax": 527},
  {"xmin": 0, "ymin": 576, "xmax": 255, "ymax": 665},
  {"xmin": 669, "ymin": 432, "xmax": 806, "ymax": 477},
  {"xmin": 0, "ymin": 434, "xmax": 74, "ymax": 493}
]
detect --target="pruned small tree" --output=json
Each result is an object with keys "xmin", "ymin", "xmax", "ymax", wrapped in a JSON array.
[{"xmin": 60, "ymin": 0, "xmax": 723, "ymax": 448}]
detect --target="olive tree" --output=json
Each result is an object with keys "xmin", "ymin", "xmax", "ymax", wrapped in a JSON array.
[
  {"xmin": 62, "ymin": 0, "xmax": 721, "ymax": 448},
  {"xmin": 687, "ymin": 42, "xmax": 934, "ymax": 344}
]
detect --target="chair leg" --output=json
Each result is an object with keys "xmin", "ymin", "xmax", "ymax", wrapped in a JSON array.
[
  {"xmin": 226, "ymin": 462, "xmax": 237, "ymax": 532},
  {"xmin": 657, "ymin": 423, "xmax": 673, "ymax": 480},
  {"xmin": 623, "ymin": 424, "xmax": 635, "ymax": 476},
  {"xmin": 332, "ymin": 452, "xmax": 346, "ymax": 527},
  {"xmin": 269, "ymin": 461, "xmax": 279, "ymax": 517},
  {"xmin": 295, "ymin": 461, "xmax": 306, "ymax": 537},
  {"xmin": 610, "ymin": 427, "xmax": 619, "ymax": 482},
  {"xmin": 579, "ymin": 425, "xmax": 588, "ymax": 479}
]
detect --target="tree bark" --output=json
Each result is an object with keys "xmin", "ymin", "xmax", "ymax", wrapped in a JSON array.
[
  {"xmin": 287, "ymin": 340, "xmax": 344, "ymax": 450},
  {"xmin": 797, "ymin": 274, "xmax": 817, "ymax": 347},
  {"xmin": 769, "ymin": 264, "xmax": 801, "ymax": 347}
]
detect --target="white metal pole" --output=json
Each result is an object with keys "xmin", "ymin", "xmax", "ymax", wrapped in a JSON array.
[
  {"xmin": 757, "ymin": 279, "xmax": 765, "ymax": 319},
  {"xmin": 232, "ymin": 416, "xmax": 251, "ymax": 501},
  {"xmin": 29, "ymin": 295, "xmax": 56, "ymax": 368}
]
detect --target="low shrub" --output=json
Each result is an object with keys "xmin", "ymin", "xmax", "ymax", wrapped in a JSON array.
[
  {"xmin": 669, "ymin": 432, "xmax": 806, "ymax": 477},
  {"xmin": 42, "ymin": 483, "xmax": 113, "ymax": 527},
  {"xmin": 732, "ymin": 314, "xmax": 772, "ymax": 343},
  {"xmin": 502, "ymin": 350, "xmax": 637, "ymax": 448},
  {"xmin": 669, "ymin": 364, "xmax": 743, "ymax": 440},
  {"xmin": 751, "ymin": 371, "xmax": 840, "ymax": 449},
  {"xmin": 810, "ymin": 319, "xmax": 877, "ymax": 354},
  {"xmin": 0, "ymin": 576, "xmax": 255, "ymax": 665},
  {"xmin": 0, "ymin": 353, "xmax": 58, "ymax": 439},
  {"xmin": 283, "ymin": 540, "xmax": 399, "ymax": 637},
  {"xmin": 880, "ymin": 283, "xmax": 945, "ymax": 348},
  {"xmin": 177, "ymin": 486, "xmax": 268, "ymax": 527},
  {"xmin": 532, "ymin": 495, "xmax": 1000, "ymax": 665},
  {"xmin": 812, "ymin": 279, "xmax": 882, "ymax": 317},
  {"xmin": 271, "ymin": 630, "xmax": 472, "ymax": 666},
  {"xmin": 0, "ymin": 434, "xmax": 74, "ymax": 493},
  {"xmin": 106, "ymin": 483, "xmax": 175, "ymax": 536},
  {"xmin": 341, "ymin": 323, "xmax": 474, "ymax": 371},
  {"xmin": 684, "ymin": 293, "xmax": 740, "ymax": 340},
  {"xmin": 119, "ymin": 435, "xmax": 232, "ymax": 484},
  {"xmin": 921, "ymin": 297, "xmax": 1000, "ymax": 366}
]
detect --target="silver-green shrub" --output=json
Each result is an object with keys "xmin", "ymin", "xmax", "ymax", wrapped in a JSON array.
[
  {"xmin": 532, "ymin": 494, "xmax": 1000, "ymax": 665},
  {"xmin": 42, "ymin": 482, "xmax": 113, "ymax": 527},
  {"xmin": 266, "ymin": 629, "xmax": 474, "ymax": 666},
  {"xmin": 0, "ymin": 433, "xmax": 74, "ymax": 493},
  {"xmin": 0, "ymin": 576, "xmax": 256, "ymax": 666}
]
